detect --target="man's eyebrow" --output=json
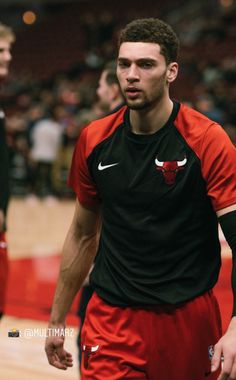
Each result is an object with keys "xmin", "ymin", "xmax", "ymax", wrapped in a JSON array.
[
  {"xmin": 118, "ymin": 57, "xmax": 129, "ymax": 61},
  {"xmin": 118, "ymin": 57, "xmax": 157, "ymax": 62},
  {"xmin": 137, "ymin": 58, "xmax": 157, "ymax": 63}
]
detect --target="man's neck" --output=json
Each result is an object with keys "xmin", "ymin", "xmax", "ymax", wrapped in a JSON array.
[{"xmin": 129, "ymin": 98, "xmax": 173, "ymax": 135}]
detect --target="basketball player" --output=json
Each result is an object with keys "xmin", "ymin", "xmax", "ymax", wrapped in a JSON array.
[{"xmin": 45, "ymin": 18, "xmax": 236, "ymax": 380}]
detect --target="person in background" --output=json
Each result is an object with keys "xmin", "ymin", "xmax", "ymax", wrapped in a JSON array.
[
  {"xmin": 30, "ymin": 103, "xmax": 63, "ymax": 200},
  {"xmin": 96, "ymin": 60, "xmax": 124, "ymax": 114},
  {"xmin": 45, "ymin": 18, "xmax": 236, "ymax": 380},
  {"xmin": 195, "ymin": 94, "xmax": 225, "ymax": 124},
  {"xmin": 0, "ymin": 23, "xmax": 15, "ymax": 319}
]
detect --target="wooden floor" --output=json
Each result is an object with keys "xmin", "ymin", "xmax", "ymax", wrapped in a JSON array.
[
  {"xmin": 0, "ymin": 197, "xmax": 80, "ymax": 380},
  {"xmin": 7, "ymin": 197, "xmax": 75, "ymax": 259},
  {"xmin": 0, "ymin": 316, "xmax": 79, "ymax": 380}
]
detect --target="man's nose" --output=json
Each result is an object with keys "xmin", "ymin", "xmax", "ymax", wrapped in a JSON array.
[{"xmin": 126, "ymin": 64, "xmax": 139, "ymax": 82}]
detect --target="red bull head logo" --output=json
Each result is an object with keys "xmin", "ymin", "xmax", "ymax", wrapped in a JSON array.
[
  {"xmin": 82, "ymin": 344, "xmax": 99, "ymax": 369},
  {"xmin": 155, "ymin": 157, "xmax": 187, "ymax": 185}
]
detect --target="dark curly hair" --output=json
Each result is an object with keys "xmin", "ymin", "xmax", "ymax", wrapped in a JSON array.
[{"xmin": 118, "ymin": 18, "xmax": 179, "ymax": 64}]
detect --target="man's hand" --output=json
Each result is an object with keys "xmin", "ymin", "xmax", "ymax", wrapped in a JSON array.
[
  {"xmin": 211, "ymin": 317, "xmax": 236, "ymax": 379},
  {"xmin": 45, "ymin": 326, "xmax": 73, "ymax": 370}
]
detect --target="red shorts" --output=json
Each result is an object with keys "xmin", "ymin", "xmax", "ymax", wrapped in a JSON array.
[
  {"xmin": 81, "ymin": 291, "xmax": 222, "ymax": 380},
  {"xmin": 0, "ymin": 232, "xmax": 9, "ymax": 313}
]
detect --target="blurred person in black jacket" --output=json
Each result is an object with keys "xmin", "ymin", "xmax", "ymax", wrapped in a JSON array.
[{"xmin": 0, "ymin": 23, "xmax": 15, "ymax": 319}]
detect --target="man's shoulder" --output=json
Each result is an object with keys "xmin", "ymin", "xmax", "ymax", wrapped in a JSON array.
[
  {"xmin": 174, "ymin": 102, "xmax": 225, "ymax": 142},
  {"xmin": 176, "ymin": 103, "xmax": 217, "ymax": 131},
  {"xmin": 174, "ymin": 103, "xmax": 230, "ymax": 158}
]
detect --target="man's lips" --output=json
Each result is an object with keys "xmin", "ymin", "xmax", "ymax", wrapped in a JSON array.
[
  {"xmin": 126, "ymin": 86, "xmax": 140, "ymax": 91},
  {"xmin": 125, "ymin": 87, "xmax": 141, "ymax": 97}
]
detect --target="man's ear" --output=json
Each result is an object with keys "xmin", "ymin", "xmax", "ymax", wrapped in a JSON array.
[{"xmin": 166, "ymin": 62, "xmax": 178, "ymax": 83}]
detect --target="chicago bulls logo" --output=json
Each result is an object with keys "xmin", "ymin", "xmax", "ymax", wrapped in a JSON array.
[
  {"xmin": 82, "ymin": 344, "xmax": 100, "ymax": 369},
  {"xmin": 155, "ymin": 157, "xmax": 187, "ymax": 185}
]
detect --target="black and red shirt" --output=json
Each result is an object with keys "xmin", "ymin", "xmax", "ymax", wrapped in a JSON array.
[{"xmin": 69, "ymin": 102, "xmax": 236, "ymax": 306}]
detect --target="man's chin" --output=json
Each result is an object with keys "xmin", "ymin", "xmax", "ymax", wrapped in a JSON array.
[{"xmin": 127, "ymin": 101, "xmax": 149, "ymax": 110}]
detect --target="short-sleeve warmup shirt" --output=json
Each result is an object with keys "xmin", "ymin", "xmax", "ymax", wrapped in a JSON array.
[{"xmin": 69, "ymin": 102, "xmax": 236, "ymax": 306}]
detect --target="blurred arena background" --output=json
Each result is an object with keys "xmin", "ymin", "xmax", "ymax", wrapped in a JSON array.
[{"xmin": 0, "ymin": 0, "xmax": 235, "ymax": 379}]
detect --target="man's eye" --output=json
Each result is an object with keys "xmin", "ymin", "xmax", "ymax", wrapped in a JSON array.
[
  {"xmin": 118, "ymin": 62, "xmax": 129, "ymax": 68},
  {"xmin": 140, "ymin": 62, "xmax": 153, "ymax": 68}
]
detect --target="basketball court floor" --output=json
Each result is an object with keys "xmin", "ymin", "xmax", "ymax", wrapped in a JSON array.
[
  {"xmin": 0, "ymin": 198, "xmax": 79, "ymax": 380},
  {"xmin": 0, "ymin": 197, "xmax": 232, "ymax": 380}
]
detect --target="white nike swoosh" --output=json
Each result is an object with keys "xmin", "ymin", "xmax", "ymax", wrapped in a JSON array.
[{"xmin": 98, "ymin": 162, "xmax": 119, "ymax": 171}]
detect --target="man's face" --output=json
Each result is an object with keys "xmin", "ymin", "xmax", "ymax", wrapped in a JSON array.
[
  {"xmin": 0, "ymin": 38, "xmax": 12, "ymax": 78},
  {"xmin": 96, "ymin": 70, "xmax": 112, "ymax": 111},
  {"xmin": 117, "ymin": 42, "xmax": 178, "ymax": 110}
]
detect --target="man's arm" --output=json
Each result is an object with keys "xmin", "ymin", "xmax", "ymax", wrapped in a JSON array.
[
  {"xmin": 45, "ymin": 199, "xmax": 100, "ymax": 370},
  {"xmin": 211, "ymin": 204, "xmax": 236, "ymax": 379}
]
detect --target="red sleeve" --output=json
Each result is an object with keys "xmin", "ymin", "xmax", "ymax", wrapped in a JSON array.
[
  {"xmin": 68, "ymin": 127, "xmax": 100, "ymax": 207},
  {"xmin": 201, "ymin": 123, "xmax": 236, "ymax": 211}
]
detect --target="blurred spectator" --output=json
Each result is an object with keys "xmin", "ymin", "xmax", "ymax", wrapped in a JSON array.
[
  {"xmin": 10, "ymin": 133, "xmax": 30, "ymax": 196},
  {"xmin": 26, "ymin": 102, "xmax": 45, "ymax": 144},
  {"xmin": 30, "ymin": 104, "xmax": 63, "ymax": 199},
  {"xmin": 202, "ymin": 62, "xmax": 223, "ymax": 87},
  {"xmin": 195, "ymin": 94, "xmax": 225, "ymax": 124},
  {"xmin": 96, "ymin": 60, "xmax": 124, "ymax": 113}
]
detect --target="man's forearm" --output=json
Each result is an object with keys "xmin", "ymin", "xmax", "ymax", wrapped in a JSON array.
[{"xmin": 49, "ymin": 223, "xmax": 98, "ymax": 325}]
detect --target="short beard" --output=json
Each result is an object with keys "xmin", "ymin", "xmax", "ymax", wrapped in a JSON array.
[
  {"xmin": 127, "ymin": 100, "xmax": 152, "ymax": 110},
  {"xmin": 126, "ymin": 90, "xmax": 164, "ymax": 110}
]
